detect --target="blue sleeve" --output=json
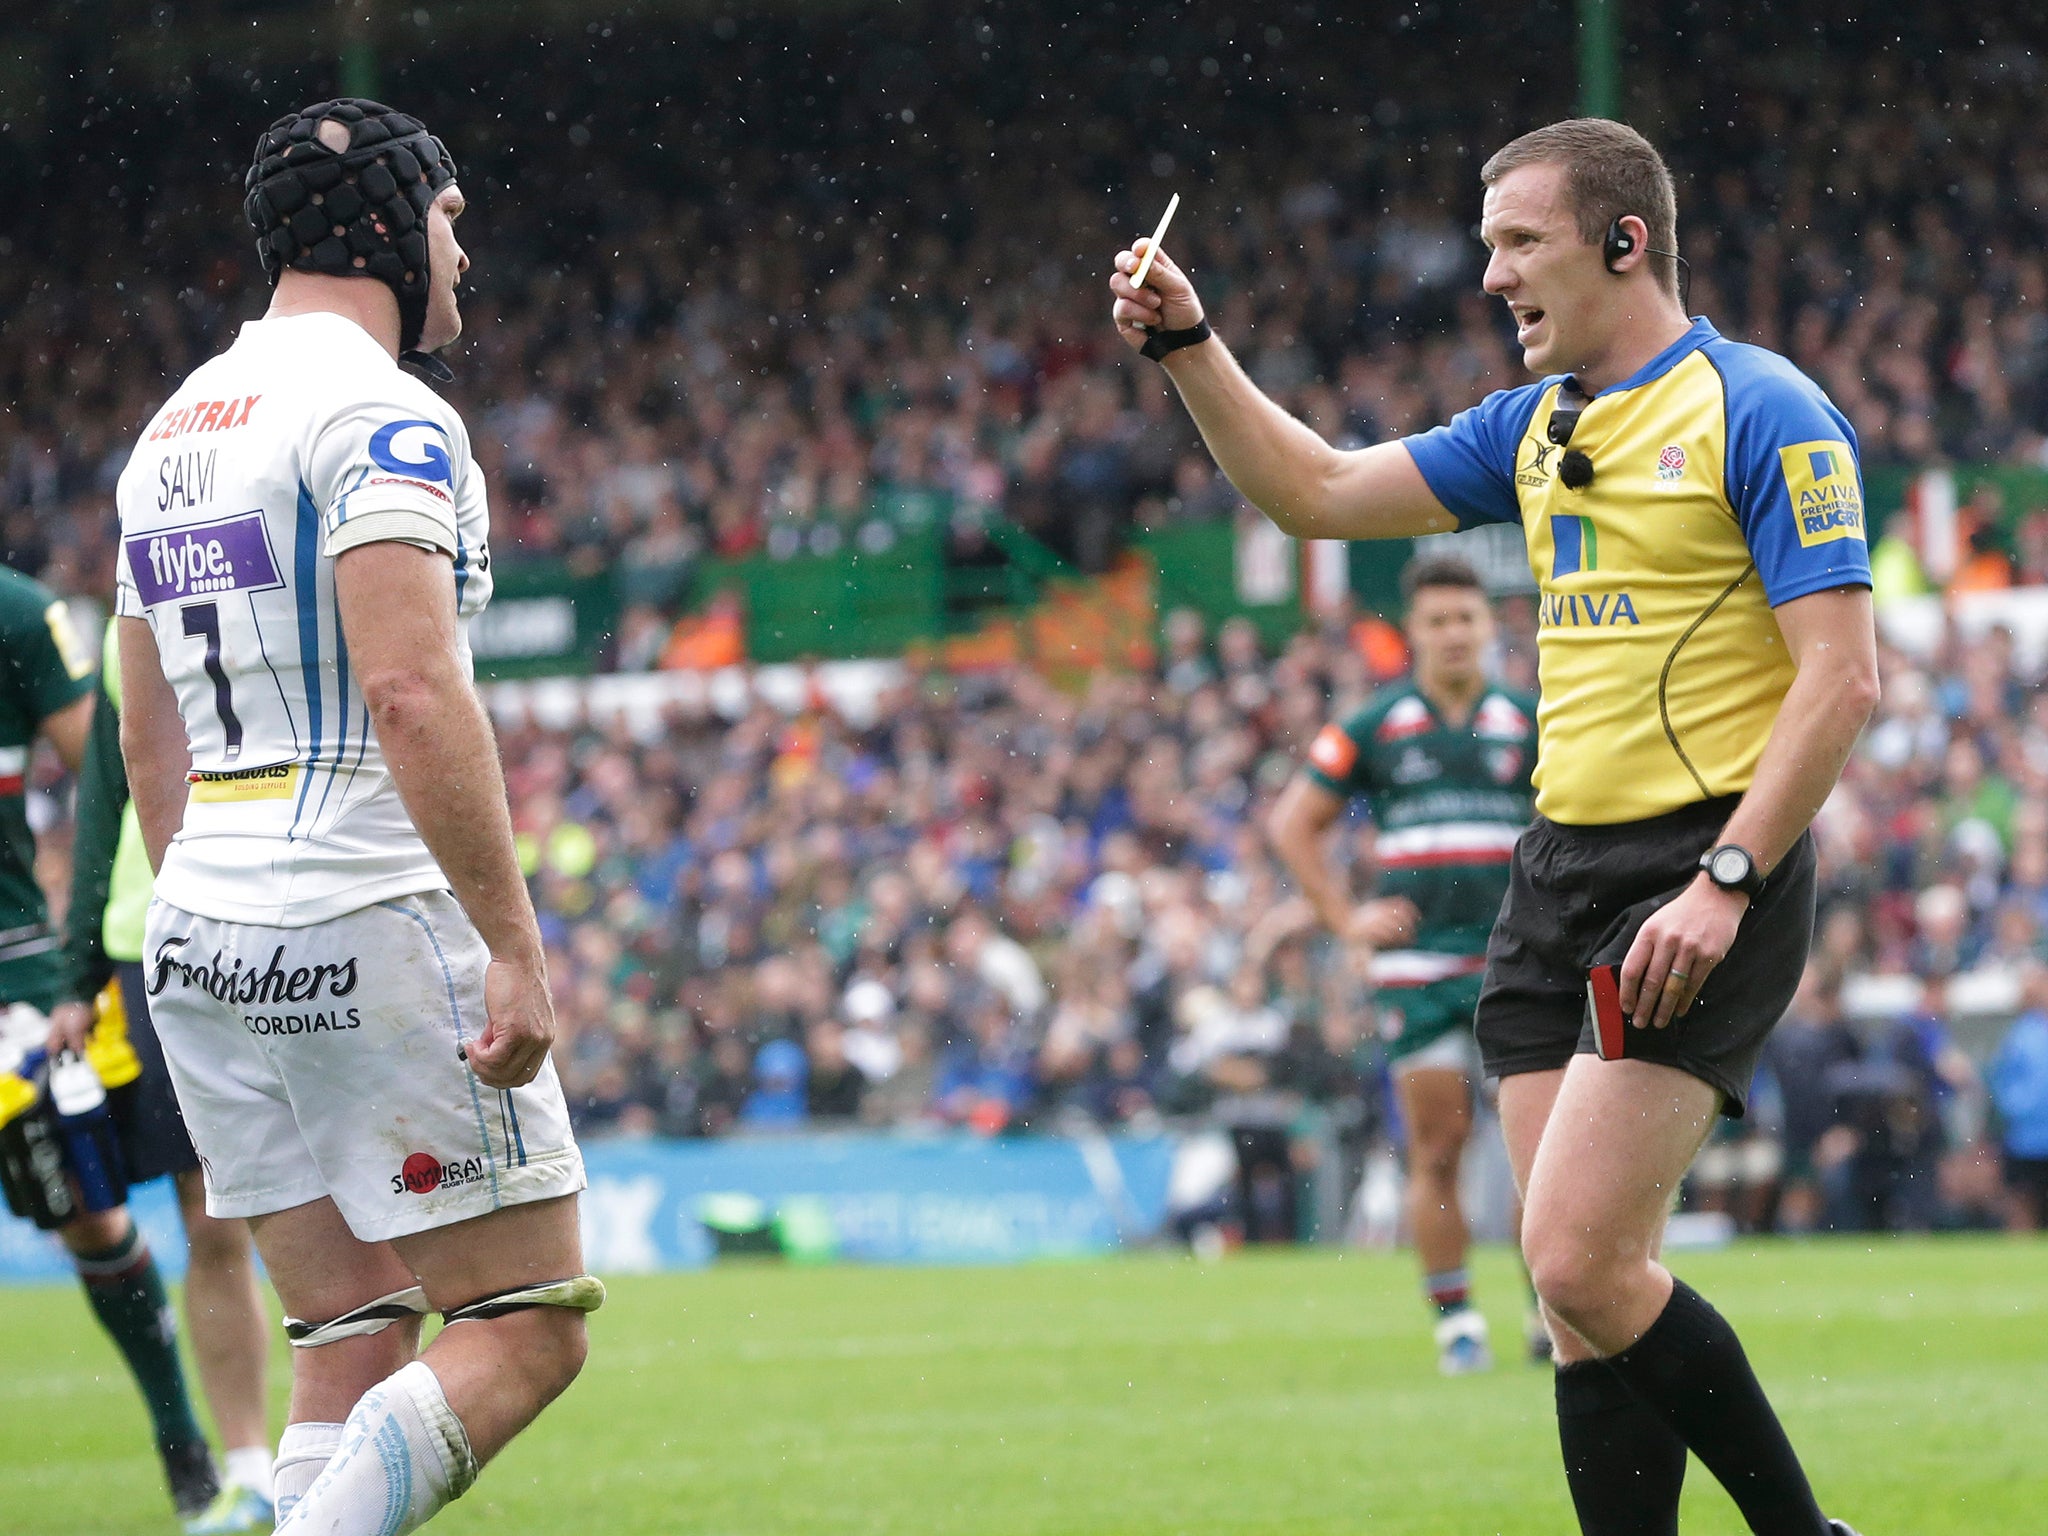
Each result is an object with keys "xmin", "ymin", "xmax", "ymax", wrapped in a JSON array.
[
  {"xmin": 1402, "ymin": 382, "xmax": 1547, "ymax": 530},
  {"xmin": 1709, "ymin": 343, "xmax": 1873, "ymax": 605}
]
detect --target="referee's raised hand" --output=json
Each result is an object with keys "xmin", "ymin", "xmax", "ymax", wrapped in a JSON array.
[{"xmin": 1109, "ymin": 239, "xmax": 1205, "ymax": 351}]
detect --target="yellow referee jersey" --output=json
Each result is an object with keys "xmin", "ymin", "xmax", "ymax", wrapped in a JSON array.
[{"xmin": 1404, "ymin": 319, "xmax": 1872, "ymax": 825}]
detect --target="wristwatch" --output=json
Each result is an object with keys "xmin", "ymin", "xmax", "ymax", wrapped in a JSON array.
[{"xmin": 1698, "ymin": 844, "xmax": 1764, "ymax": 898}]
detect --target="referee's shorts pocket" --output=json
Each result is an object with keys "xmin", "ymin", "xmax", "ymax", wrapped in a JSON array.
[{"xmin": 1584, "ymin": 883, "xmax": 1687, "ymax": 974}]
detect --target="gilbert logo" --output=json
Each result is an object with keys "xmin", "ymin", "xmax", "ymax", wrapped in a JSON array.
[{"xmin": 1517, "ymin": 439, "xmax": 1558, "ymax": 488}]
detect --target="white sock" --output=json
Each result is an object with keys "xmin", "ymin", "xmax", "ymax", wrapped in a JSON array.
[
  {"xmin": 274, "ymin": 1363, "xmax": 476, "ymax": 1534},
  {"xmin": 272, "ymin": 1422, "xmax": 342, "ymax": 1521},
  {"xmin": 225, "ymin": 1442, "xmax": 277, "ymax": 1502}
]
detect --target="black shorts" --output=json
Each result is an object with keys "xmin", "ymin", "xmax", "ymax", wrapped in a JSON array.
[
  {"xmin": 2003, "ymin": 1155, "xmax": 2048, "ymax": 1221},
  {"xmin": 107, "ymin": 961, "xmax": 202, "ymax": 1186},
  {"xmin": 1474, "ymin": 796, "xmax": 1815, "ymax": 1117}
]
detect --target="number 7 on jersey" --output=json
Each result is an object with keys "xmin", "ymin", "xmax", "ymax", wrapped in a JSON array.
[{"xmin": 181, "ymin": 601, "xmax": 244, "ymax": 761}]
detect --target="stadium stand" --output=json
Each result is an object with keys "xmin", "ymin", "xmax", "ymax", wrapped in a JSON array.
[{"xmin": 9, "ymin": 6, "xmax": 2048, "ymax": 1232}]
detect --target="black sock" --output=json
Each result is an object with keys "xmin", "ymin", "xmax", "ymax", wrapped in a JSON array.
[
  {"xmin": 75, "ymin": 1222, "xmax": 208, "ymax": 1451},
  {"xmin": 1555, "ymin": 1359, "xmax": 1688, "ymax": 1536},
  {"xmin": 1603, "ymin": 1279, "xmax": 1828, "ymax": 1536}
]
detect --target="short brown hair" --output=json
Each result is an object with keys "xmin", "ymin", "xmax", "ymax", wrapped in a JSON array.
[
  {"xmin": 1482, "ymin": 118, "xmax": 1679, "ymax": 298},
  {"xmin": 1401, "ymin": 553, "xmax": 1486, "ymax": 603}
]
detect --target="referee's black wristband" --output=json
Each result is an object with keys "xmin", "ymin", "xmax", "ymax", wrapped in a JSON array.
[{"xmin": 1140, "ymin": 318, "xmax": 1213, "ymax": 362}]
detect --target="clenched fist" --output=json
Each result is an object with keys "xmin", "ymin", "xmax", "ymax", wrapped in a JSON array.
[{"xmin": 1108, "ymin": 238, "xmax": 1207, "ymax": 352}]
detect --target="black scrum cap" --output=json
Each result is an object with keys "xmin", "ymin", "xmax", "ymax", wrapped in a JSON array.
[{"xmin": 244, "ymin": 99, "xmax": 456, "ymax": 362}]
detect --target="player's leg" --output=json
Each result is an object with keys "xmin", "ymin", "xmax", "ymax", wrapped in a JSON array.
[
  {"xmin": 140, "ymin": 902, "xmax": 382, "ymax": 1526},
  {"xmin": 56, "ymin": 1200, "xmax": 219, "ymax": 1519},
  {"xmin": 1396, "ymin": 1063, "xmax": 1473, "ymax": 1296},
  {"xmin": 1500, "ymin": 1065, "xmax": 1615, "ymax": 1364},
  {"xmin": 392, "ymin": 1194, "xmax": 591, "ymax": 1459},
  {"xmin": 256, "ymin": 893, "xmax": 592, "ymax": 1534},
  {"xmin": 1523, "ymin": 1054, "xmax": 1830, "ymax": 1536},
  {"xmin": 173, "ymin": 1168, "xmax": 278, "ymax": 1529},
  {"xmin": 1393, "ymin": 1051, "xmax": 1487, "ymax": 1373},
  {"xmin": 248, "ymin": 1195, "xmax": 426, "ymax": 1522},
  {"xmin": 109, "ymin": 957, "xmax": 277, "ymax": 1531},
  {"xmin": 1495, "ymin": 1086, "xmax": 1550, "ymax": 1363},
  {"xmin": 1497, "ymin": 1065, "xmax": 1591, "ymax": 1356},
  {"xmin": 1484, "ymin": 829, "xmax": 1688, "ymax": 1527},
  {"xmin": 273, "ymin": 1195, "xmax": 591, "ymax": 1535},
  {"xmin": 1500, "ymin": 1064, "xmax": 1688, "ymax": 1536},
  {"xmin": 175, "ymin": 1170, "xmax": 269, "ymax": 1443},
  {"xmin": 1520, "ymin": 1055, "xmax": 1713, "ymax": 1349},
  {"xmin": 1503, "ymin": 1183, "xmax": 1549, "ymax": 1360}
]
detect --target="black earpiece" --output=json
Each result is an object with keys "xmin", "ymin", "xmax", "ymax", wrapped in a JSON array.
[
  {"xmin": 1603, "ymin": 218, "xmax": 1636, "ymax": 272},
  {"xmin": 1603, "ymin": 216, "xmax": 1694, "ymax": 308}
]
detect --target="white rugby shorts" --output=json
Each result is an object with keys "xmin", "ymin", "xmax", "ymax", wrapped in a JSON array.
[{"xmin": 142, "ymin": 889, "xmax": 585, "ymax": 1242}]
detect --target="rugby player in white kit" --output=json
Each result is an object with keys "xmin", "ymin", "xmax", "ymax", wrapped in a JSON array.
[{"xmin": 113, "ymin": 100, "xmax": 597, "ymax": 1535}]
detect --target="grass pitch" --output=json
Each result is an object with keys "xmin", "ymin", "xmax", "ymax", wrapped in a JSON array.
[{"xmin": 3, "ymin": 1238, "xmax": 2043, "ymax": 1534}]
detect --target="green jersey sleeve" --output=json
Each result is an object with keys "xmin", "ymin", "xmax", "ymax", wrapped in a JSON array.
[
  {"xmin": 61, "ymin": 684, "xmax": 128, "ymax": 1002},
  {"xmin": 0, "ymin": 568, "xmax": 95, "ymax": 727},
  {"xmin": 1301, "ymin": 706, "xmax": 1379, "ymax": 801}
]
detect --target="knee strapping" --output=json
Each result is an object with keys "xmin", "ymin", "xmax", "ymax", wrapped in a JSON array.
[
  {"xmin": 440, "ymin": 1273, "xmax": 606, "ymax": 1325},
  {"xmin": 284, "ymin": 1285, "xmax": 431, "ymax": 1348}
]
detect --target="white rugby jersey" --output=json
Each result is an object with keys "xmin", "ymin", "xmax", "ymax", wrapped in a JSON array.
[{"xmin": 115, "ymin": 311, "xmax": 493, "ymax": 926}]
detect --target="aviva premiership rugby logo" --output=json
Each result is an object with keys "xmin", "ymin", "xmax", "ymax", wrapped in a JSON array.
[
  {"xmin": 1781, "ymin": 440, "xmax": 1864, "ymax": 547},
  {"xmin": 1542, "ymin": 512, "xmax": 1642, "ymax": 627}
]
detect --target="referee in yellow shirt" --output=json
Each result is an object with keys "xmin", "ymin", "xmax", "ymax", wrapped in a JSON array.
[{"xmin": 1111, "ymin": 119, "xmax": 1873, "ymax": 1536}]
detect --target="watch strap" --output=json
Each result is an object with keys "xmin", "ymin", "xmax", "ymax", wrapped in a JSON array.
[{"xmin": 1140, "ymin": 317, "xmax": 1213, "ymax": 362}]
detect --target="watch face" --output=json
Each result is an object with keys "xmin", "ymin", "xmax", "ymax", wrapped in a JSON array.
[{"xmin": 1709, "ymin": 847, "xmax": 1750, "ymax": 885}]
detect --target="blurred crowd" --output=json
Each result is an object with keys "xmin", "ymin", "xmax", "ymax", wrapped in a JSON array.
[
  {"xmin": 495, "ymin": 614, "xmax": 1395, "ymax": 1151},
  {"xmin": 466, "ymin": 599, "xmax": 2048, "ymax": 1236},
  {"xmin": 10, "ymin": 6, "xmax": 2048, "ymax": 1239},
  {"xmin": 12, "ymin": 11, "xmax": 2048, "ymax": 606}
]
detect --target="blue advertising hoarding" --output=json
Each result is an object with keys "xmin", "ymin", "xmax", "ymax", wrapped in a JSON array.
[{"xmin": 0, "ymin": 1133, "xmax": 1179, "ymax": 1284}]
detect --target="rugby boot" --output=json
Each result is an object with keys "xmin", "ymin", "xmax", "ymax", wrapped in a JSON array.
[
  {"xmin": 160, "ymin": 1438, "xmax": 221, "ymax": 1522},
  {"xmin": 185, "ymin": 1482, "xmax": 276, "ymax": 1534},
  {"xmin": 1434, "ymin": 1307, "xmax": 1494, "ymax": 1375}
]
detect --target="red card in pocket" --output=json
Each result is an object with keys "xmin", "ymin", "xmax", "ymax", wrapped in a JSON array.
[{"xmin": 1587, "ymin": 963, "xmax": 1628, "ymax": 1061}]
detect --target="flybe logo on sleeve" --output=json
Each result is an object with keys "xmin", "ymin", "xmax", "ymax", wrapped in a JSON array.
[{"xmin": 1781, "ymin": 440, "xmax": 1865, "ymax": 547}]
